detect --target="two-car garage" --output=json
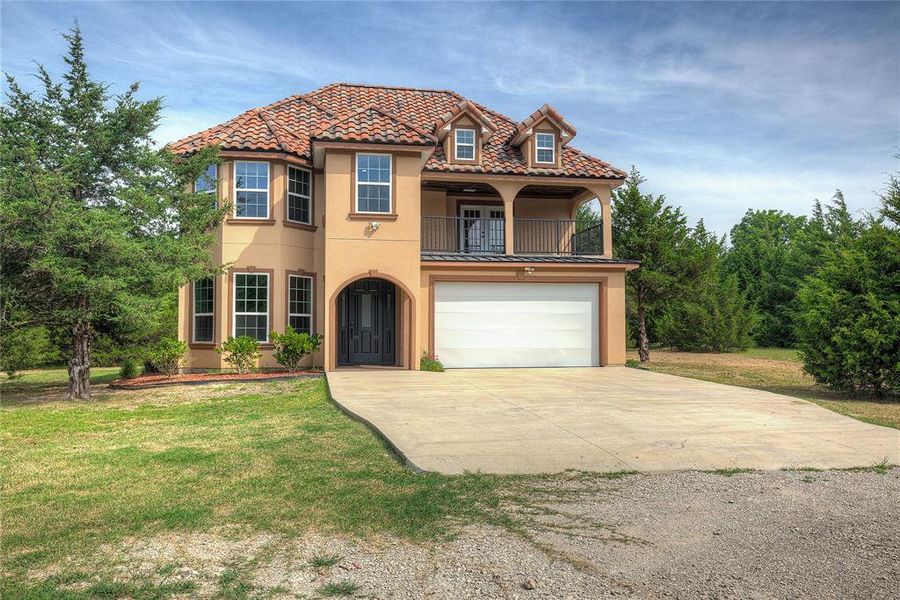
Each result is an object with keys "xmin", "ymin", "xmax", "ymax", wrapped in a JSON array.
[{"xmin": 432, "ymin": 281, "xmax": 600, "ymax": 368}]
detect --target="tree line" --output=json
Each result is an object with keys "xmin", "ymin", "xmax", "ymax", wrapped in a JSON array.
[{"xmin": 590, "ymin": 166, "xmax": 899, "ymax": 398}]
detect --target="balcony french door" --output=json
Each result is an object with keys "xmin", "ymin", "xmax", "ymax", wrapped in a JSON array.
[{"xmin": 459, "ymin": 205, "xmax": 505, "ymax": 254}]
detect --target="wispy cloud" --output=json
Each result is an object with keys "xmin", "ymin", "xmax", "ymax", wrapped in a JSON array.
[{"xmin": 3, "ymin": 1, "xmax": 897, "ymax": 234}]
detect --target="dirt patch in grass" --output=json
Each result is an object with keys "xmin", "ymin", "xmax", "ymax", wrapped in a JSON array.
[{"xmin": 110, "ymin": 370, "xmax": 322, "ymax": 390}]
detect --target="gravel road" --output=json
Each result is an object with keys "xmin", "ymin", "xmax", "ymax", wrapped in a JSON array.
[{"xmin": 55, "ymin": 468, "xmax": 900, "ymax": 599}]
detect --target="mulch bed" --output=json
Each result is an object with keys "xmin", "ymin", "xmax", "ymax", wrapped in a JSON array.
[{"xmin": 109, "ymin": 370, "xmax": 323, "ymax": 390}]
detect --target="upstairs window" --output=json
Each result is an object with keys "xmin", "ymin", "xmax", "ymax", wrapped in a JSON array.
[
  {"xmin": 195, "ymin": 164, "xmax": 217, "ymax": 194},
  {"xmin": 356, "ymin": 153, "xmax": 391, "ymax": 214},
  {"xmin": 454, "ymin": 128, "xmax": 476, "ymax": 160},
  {"xmin": 288, "ymin": 275, "xmax": 313, "ymax": 334},
  {"xmin": 234, "ymin": 161, "xmax": 269, "ymax": 218},
  {"xmin": 535, "ymin": 132, "xmax": 556, "ymax": 164},
  {"xmin": 233, "ymin": 273, "xmax": 269, "ymax": 342},
  {"xmin": 193, "ymin": 278, "xmax": 214, "ymax": 343},
  {"xmin": 287, "ymin": 166, "xmax": 312, "ymax": 224}
]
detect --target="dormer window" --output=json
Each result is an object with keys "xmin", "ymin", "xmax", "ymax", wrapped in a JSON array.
[
  {"xmin": 454, "ymin": 128, "xmax": 476, "ymax": 161},
  {"xmin": 535, "ymin": 133, "xmax": 555, "ymax": 164}
]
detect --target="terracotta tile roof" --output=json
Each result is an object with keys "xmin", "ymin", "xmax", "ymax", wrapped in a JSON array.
[
  {"xmin": 168, "ymin": 83, "xmax": 625, "ymax": 179},
  {"xmin": 432, "ymin": 99, "xmax": 497, "ymax": 142},
  {"xmin": 510, "ymin": 103, "xmax": 577, "ymax": 147},
  {"xmin": 311, "ymin": 104, "xmax": 437, "ymax": 146}
]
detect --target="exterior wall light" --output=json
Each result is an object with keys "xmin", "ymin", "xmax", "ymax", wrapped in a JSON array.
[{"xmin": 368, "ymin": 221, "xmax": 381, "ymax": 232}]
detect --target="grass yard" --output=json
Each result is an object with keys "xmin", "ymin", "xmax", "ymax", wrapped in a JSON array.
[
  {"xmin": 1, "ymin": 367, "xmax": 121, "ymax": 402},
  {"xmin": 629, "ymin": 348, "xmax": 900, "ymax": 429},
  {"xmin": 1, "ymin": 375, "xmax": 524, "ymax": 596},
  {"xmin": 2, "ymin": 358, "xmax": 896, "ymax": 597}
]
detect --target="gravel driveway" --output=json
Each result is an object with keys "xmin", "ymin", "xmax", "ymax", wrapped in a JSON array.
[{"xmin": 63, "ymin": 468, "xmax": 900, "ymax": 599}]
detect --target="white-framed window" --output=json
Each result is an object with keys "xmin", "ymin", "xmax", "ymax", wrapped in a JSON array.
[
  {"xmin": 454, "ymin": 128, "xmax": 476, "ymax": 160},
  {"xmin": 287, "ymin": 166, "xmax": 311, "ymax": 224},
  {"xmin": 195, "ymin": 164, "xmax": 217, "ymax": 194},
  {"xmin": 233, "ymin": 272, "xmax": 269, "ymax": 342},
  {"xmin": 193, "ymin": 277, "xmax": 214, "ymax": 343},
  {"xmin": 234, "ymin": 161, "xmax": 269, "ymax": 218},
  {"xmin": 535, "ymin": 132, "xmax": 556, "ymax": 164},
  {"xmin": 355, "ymin": 153, "xmax": 391, "ymax": 214},
  {"xmin": 288, "ymin": 275, "xmax": 313, "ymax": 334}
]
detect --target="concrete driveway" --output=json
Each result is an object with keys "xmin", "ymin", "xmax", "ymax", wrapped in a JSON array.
[{"xmin": 325, "ymin": 368, "xmax": 900, "ymax": 474}]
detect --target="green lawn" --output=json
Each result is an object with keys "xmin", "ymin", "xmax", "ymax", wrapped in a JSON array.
[
  {"xmin": 1, "ymin": 367, "xmax": 121, "ymax": 401},
  {"xmin": 629, "ymin": 348, "xmax": 900, "ymax": 429},
  {"xmin": 3, "ymin": 357, "xmax": 895, "ymax": 596},
  {"xmin": 1, "ymin": 377, "xmax": 520, "ymax": 595}
]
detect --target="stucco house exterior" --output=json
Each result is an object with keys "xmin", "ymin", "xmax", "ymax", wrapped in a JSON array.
[{"xmin": 170, "ymin": 83, "xmax": 638, "ymax": 371}]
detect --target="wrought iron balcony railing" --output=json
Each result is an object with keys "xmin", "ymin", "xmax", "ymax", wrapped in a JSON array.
[{"xmin": 421, "ymin": 216, "xmax": 603, "ymax": 256}]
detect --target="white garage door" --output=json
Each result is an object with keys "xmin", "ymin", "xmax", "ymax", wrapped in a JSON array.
[{"xmin": 434, "ymin": 282, "xmax": 599, "ymax": 368}]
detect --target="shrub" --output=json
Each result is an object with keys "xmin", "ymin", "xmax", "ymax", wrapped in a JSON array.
[
  {"xmin": 0, "ymin": 326, "xmax": 56, "ymax": 379},
  {"xmin": 217, "ymin": 336, "xmax": 261, "ymax": 374},
  {"xmin": 625, "ymin": 358, "xmax": 642, "ymax": 368},
  {"xmin": 794, "ymin": 219, "xmax": 899, "ymax": 397},
  {"xmin": 656, "ymin": 272, "xmax": 754, "ymax": 353},
  {"xmin": 119, "ymin": 358, "xmax": 140, "ymax": 380},
  {"xmin": 420, "ymin": 351, "xmax": 445, "ymax": 372},
  {"xmin": 148, "ymin": 338, "xmax": 187, "ymax": 378},
  {"xmin": 271, "ymin": 327, "xmax": 322, "ymax": 372}
]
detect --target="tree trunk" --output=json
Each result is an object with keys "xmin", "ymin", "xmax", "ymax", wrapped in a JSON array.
[
  {"xmin": 67, "ymin": 320, "xmax": 91, "ymax": 400},
  {"xmin": 637, "ymin": 306, "xmax": 651, "ymax": 363}
]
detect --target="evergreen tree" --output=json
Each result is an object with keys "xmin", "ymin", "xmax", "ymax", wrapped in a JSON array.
[
  {"xmin": 794, "ymin": 208, "xmax": 899, "ymax": 396},
  {"xmin": 574, "ymin": 201, "xmax": 603, "ymax": 255},
  {"xmin": 657, "ymin": 221, "xmax": 754, "ymax": 352},
  {"xmin": 0, "ymin": 26, "xmax": 225, "ymax": 399},
  {"xmin": 724, "ymin": 209, "xmax": 806, "ymax": 347},
  {"xmin": 612, "ymin": 168, "xmax": 696, "ymax": 362}
]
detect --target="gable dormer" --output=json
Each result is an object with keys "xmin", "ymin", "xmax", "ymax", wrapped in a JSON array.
[
  {"xmin": 510, "ymin": 104, "xmax": 577, "ymax": 169},
  {"xmin": 432, "ymin": 100, "xmax": 497, "ymax": 165}
]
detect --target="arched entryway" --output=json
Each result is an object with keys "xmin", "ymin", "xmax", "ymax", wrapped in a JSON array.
[{"xmin": 336, "ymin": 278, "xmax": 398, "ymax": 366}]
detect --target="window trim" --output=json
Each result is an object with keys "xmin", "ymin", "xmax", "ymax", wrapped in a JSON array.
[
  {"xmin": 233, "ymin": 161, "xmax": 270, "ymax": 220},
  {"xmin": 285, "ymin": 165, "xmax": 313, "ymax": 226},
  {"xmin": 286, "ymin": 273, "xmax": 315, "ymax": 335},
  {"xmin": 354, "ymin": 153, "xmax": 392, "ymax": 215},
  {"xmin": 454, "ymin": 127, "xmax": 476, "ymax": 161},
  {"xmin": 232, "ymin": 271, "xmax": 271, "ymax": 343},
  {"xmin": 534, "ymin": 132, "xmax": 556, "ymax": 165},
  {"xmin": 190, "ymin": 278, "xmax": 216, "ymax": 346}
]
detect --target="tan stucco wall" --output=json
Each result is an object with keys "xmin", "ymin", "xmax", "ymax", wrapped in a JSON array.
[
  {"xmin": 180, "ymin": 158, "xmax": 325, "ymax": 371},
  {"xmin": 321, "ymin": 150, "xmax": 424, "ymax": 371}
]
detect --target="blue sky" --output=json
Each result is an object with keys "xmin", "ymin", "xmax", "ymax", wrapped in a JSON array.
[{"xmin": 3, "ymin": 1, "xmax": 898, "ymax": 235}]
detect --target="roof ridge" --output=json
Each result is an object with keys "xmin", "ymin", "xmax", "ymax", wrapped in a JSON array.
[
  {"xmin": 360, "ymin": 104, "xmax": 439, "ymax": 142},
  {"xmin": 261, "ymin": 92, "xmax": 336, "ymax": 118},
  {"xmin": 255, "ymin": 108, "xmax": 291, "ymax": 152},
  {"xmin": 315, "ymin": 103, "xmax": 437, "ymax": 143},
  {"xmin": 329, "ymin": 81, "xmax": 462, "ymax": 97}
]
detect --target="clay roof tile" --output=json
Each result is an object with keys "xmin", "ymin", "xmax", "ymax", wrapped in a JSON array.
[{"xmin": 168, "ymin": 83, "xmax": 624, "ymax": 180}]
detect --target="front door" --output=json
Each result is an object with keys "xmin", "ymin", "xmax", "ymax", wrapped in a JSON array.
[
  {"xmin": 338, "ymin": 279, "xmax": 396, "ymax": 366},
  {"xmin": 459, "ymin": 205, "xmax": 505, "ymax": 254}
]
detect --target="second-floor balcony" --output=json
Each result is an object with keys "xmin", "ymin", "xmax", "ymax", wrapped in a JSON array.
[{"xmin": 421, "ymin": 216, "xmax": 604, "ymax": 256}]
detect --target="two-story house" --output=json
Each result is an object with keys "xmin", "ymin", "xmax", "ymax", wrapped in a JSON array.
[{"xmin": 170, "ymin": 83, "xmax": 638, "ymax": 371}]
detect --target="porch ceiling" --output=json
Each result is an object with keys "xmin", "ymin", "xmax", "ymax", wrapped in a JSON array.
[{"xmin": 421, "ymin": 180, "xmax": 584, "ymax": 200}]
